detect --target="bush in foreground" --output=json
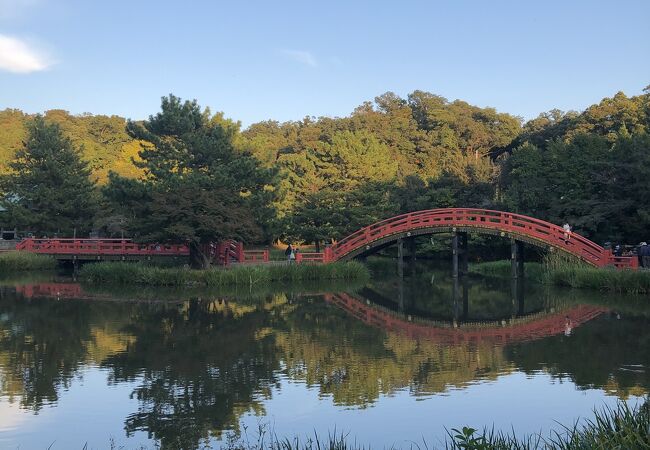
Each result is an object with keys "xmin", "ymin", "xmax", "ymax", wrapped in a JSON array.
[
  {"xmin": 0, "ymin": 251, "xmax": 56, "ymax": 272},
  {"xmin": 79, "ymin": 261, "xmax": 370, "ymax": 287}
]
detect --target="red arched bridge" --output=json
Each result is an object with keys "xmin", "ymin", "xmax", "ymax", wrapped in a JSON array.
[
  {"xmin": 13, "ymin": 208, "xmax": 638, "ymax": 269},
  {"xmin": 321, "ymin": 208, "xmax": 637, "ymax": 269}
]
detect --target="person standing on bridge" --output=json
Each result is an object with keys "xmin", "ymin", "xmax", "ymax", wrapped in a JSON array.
[
  {"xmin": 285, "ymin": 243, "xmax": 293, "ymax": 262},
  {"xmin": 639, "ymin": 242, "xmax": 649, "ymax": 268},
  {"xmin": 562, "ymin": 223, "xmax": 572, "ymax": 243}
]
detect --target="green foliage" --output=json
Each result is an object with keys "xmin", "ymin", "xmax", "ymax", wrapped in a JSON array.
[
  {"xmin": 0, "ymin": 251, "xmax": 56, "ymax": 272},
  {"xmin": 471, "ymin": 255, "xmax": 650, "ymax": 294},
  {"xmin": 0, "ymin": 116, "xmax": 98, "ymax": 235},
  {"xmin": 103, "ymin": 95, "xmax": 277, "ymax": 267},
  {"xmin": 79, "ymin": 261, "xmax": 370, "ymax": 286},
  {"xmin": 1, "ymin": 87, "xmax": 648, "ymax": 250},
  {"xmin": 500, "ymin": 89, "xmax": 650, "ymax": 244}
]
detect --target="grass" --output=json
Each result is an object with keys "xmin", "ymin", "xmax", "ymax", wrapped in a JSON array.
[
  {"xmin": 222, "ymin": 399, "xmax": 650, "ymax": 449},
  {"xmin": 0, "ymin": 251, "xmax": 56, "ymax": 272},
  {"xmin": 445, "ymin": 397, "xmax": 650, "ymax": 450},
  {"xmin": 99, "ymin": 398, "xmax": 648, "ymax": 449},
  {"xmin": 79, "ymin": 261, "xmax": 370, "ymax": 287},
  {"xmin": 470, "ymin": 253, "xmax": 650, "ymax": 295}
]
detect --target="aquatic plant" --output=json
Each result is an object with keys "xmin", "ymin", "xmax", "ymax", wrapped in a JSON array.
[
  {"xmin": 79, "ymin": 261, "xmax": 370, "ymax": 287},
  {"xmin": 0, "ymin": 251, "xmax": 56, "ymax": 272},
  {"xmin": 471, "ymin": 254, "xmax": 650, "ymax": 294}
]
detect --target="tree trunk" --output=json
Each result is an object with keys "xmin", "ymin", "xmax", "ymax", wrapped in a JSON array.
[{"xmin": 189, "ymin": 241, "xmax": 210, "ymax": 269}]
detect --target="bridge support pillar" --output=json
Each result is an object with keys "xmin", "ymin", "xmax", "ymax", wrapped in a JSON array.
[
  {"xmin": 512, "ymin": 275, "xmax": 525, "ymax": 317},
  {"xmin": 452, "ymin": 231, "xmax": 468, "ymax": 278},
  {"xmin": 511, "ymin": 239, "xmax": 525, "ymax": 279},
  {"xmin": 452, "ymin": 275, "xmax": 470, "ymax": 324},
  {"xmin": 397, "ymin": 238, "xmax": 404, "ymax": 278}
]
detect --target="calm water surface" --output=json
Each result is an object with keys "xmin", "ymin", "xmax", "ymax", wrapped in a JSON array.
[{"xmin": 0, "ymin": 262, "xmax": 648, "ymax": 449}]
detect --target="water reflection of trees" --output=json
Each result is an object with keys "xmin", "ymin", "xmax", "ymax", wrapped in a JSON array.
[
  {"xmin": 1, "ymin": 281, "xmax": 649, "ymax": 449},
  {"xmin": 275, "ymin": 299, "xmax": 510, "ymax": 406},
  {"xmin": 101, "ymin": 297, "xmax": 284, "ymax": 449},
  {"xmin": 0, "ymin": 291, "xmax": 134, "ymax": 411},
  {"xmin": 506, "ymin": 313, "xmax": 650, "ymax": 399}
]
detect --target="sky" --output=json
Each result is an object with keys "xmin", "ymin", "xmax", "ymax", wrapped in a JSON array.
[{"xmin": 0, "ymin": 0, "xmax": 649, "ymax": 127}]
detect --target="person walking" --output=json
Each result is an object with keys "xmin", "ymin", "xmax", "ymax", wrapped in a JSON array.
[{"xmin": 285, "ymin": 243, "xmax": 293, "ymax": 262}]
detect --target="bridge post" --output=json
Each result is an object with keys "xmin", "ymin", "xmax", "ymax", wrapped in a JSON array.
[
  {"xmin": 407, "ymin": 236, "xmax": 416, "ymax": 273},
  {"xmin": 397, "ymin": 237, "xmax": 404, "ymax": 278},
  {"xmin": 452, "ymin": 231, "xmax": 468, "ymax": 278},
  {"xmin": 511, "ymin": 239, "xmax": 525, "ymax": 279},
  {"xmin": 398, "ymin": 275, "xmax": 405, "ymax": 313},
  {"xmin": 511, "ymin": 275, "xmax": 525, "ymax": 317},
  {"xmin": 462, "ymin": 275, "xmax": 469, "ymax": 321}
]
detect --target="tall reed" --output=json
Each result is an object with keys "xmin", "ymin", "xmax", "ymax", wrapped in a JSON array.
[
  {"xmin": 0, "ymin": 251, "xmax": 56, "ymax": 272},
  {"xmin": 471, "ymin": 252, "xmax": 650, "ymax": 294},
  {"xmin": 79, "ymin": 261, "xmax": 370, "ymax": 287}
]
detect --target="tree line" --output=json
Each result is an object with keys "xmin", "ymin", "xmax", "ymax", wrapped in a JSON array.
[{"xmin": 0, "ymin": 88, "xmax": 648, "ymax": 266}]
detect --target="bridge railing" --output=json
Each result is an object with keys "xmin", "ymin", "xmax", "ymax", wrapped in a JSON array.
[
  {"xmin": 295, "ymin": 252, "xmax": 326, "ymax": 264},
  {"xmin": 242, "ymin": 250, "xmax": 270, "ymax": 263},
  {"xmin": 330, "ymin": 208, "xmax": 631, "ymax": 268},
  {"xmin": 16, "ymin": 238, "xmax": 189, "ymax": 256}
]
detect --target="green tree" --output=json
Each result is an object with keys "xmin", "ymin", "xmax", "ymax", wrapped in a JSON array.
[
  {"xmin": 105, "ymin": 95, "xmax": 276, "ymax": 268},
  {"xmin": 0, "ymin": 116, "xmax": 97, "ymax": 236}
]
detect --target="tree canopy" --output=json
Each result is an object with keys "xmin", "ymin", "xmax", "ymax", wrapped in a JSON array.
[
  {"xmin": 0, "ymin": 116, "xmax": 98, "ymax": 236},
  {"xmin": 1, "ymin": 87, "xmax": 648, "ymax": 248},
  {"xmin": 102, "ymin": 95, "xmax": 276, "ymax": 267}
]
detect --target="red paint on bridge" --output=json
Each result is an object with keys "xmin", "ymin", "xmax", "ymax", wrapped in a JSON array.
[
  {"xmin": 324, "ymin": 208, "xmax": 637, "ymax": 269},
  {"xmin": 13, "ymin": 209, "xmax": 638, "ymax": 269},
  {"xmin": 324, "ymin": 292, "xmax": 608, "ymax": 345},
  {"xmin": 15, "ymin": 238, "xmax": 269, "ymax": 264}
]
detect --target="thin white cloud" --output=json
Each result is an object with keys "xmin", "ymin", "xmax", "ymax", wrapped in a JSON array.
[
  {"xmin": 0, "ymin": 34, "xmax": 52, "ymax": 73},
  {"xmin": 280, "ymin": 49, "xmax": 317, "ymax": 67}
]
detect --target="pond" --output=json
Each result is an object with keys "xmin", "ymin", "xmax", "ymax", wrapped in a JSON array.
[{"xmin": 0, "ymin": 261, "xmax": 648, "ymax": 449}]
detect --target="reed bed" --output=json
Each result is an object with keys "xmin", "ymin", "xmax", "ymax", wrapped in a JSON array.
[
  {"xmin": 471, "ymin": 253, "xmax": 650, "ymax": 295},
  {"xmin": 0, "ymin": 251, "xmax": 56, "ymax": 272},
  {"xmin": 79, "ymin": 261, "xmax": 370, "ymax": 287}
]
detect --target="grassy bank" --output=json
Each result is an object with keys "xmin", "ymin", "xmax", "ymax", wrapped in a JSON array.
[
  {"xmin": 79, "ymin": 261, "xmax": 370, "ymax": 287},
  {"xmin": 471, "ymin": 256, "xmax": 650, "ymax": 294},
  {"xmin": 0, "ymin": 251, "xmax": 56, "ymax": 272}
]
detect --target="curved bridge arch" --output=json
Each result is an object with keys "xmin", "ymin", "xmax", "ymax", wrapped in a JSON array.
[
  {"xmin": 328, "ymin": 208, "xmax": 635, "ymax": 268},
  {"xmin": 324, "ymin": 293, "xmax": 607, "ymax": 345}
]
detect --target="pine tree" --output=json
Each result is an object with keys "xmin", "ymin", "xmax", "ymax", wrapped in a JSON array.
[
  {"xmin": 0, "ymin": 116, "xmax": 97, "ymax": 236},
  {"xmin": 105, "ymin": 95, "xmax": 276, "ymax": 268}
]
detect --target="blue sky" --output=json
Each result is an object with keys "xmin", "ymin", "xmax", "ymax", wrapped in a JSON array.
[{"xmin": 0, "ymin": 0, "xmax": 648, "ymax": 127}]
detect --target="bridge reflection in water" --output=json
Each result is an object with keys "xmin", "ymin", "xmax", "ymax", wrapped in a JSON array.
[
  {"xmin": 10, "ymin": 275, "xmax": 608, "ymax": 347},
  {"xmin": 2, "ymin": 272, "xmax": 648, "ymax": 450}
]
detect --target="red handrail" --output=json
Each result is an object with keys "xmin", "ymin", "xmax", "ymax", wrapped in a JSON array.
[
  {"xmin": 329, "ymin": 208, "xmax": 636, "ymax": 269},
  {"xmin": 15, "ymin": 238, "xmax": 189, "ymax": 256}
]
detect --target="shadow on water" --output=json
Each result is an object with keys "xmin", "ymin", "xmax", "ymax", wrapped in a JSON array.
[{"xmin": 0, "ymin": 260, "xmax": 649, "ymax": 449}]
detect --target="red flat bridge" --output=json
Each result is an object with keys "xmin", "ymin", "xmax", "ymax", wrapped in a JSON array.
[
  {"xmin": 320, "ymin": 208, "xmax": 637, "ymax": 269},
  {"xmin": 15, "ymin": 238, "xmax": 269, "ymax": 264}
]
